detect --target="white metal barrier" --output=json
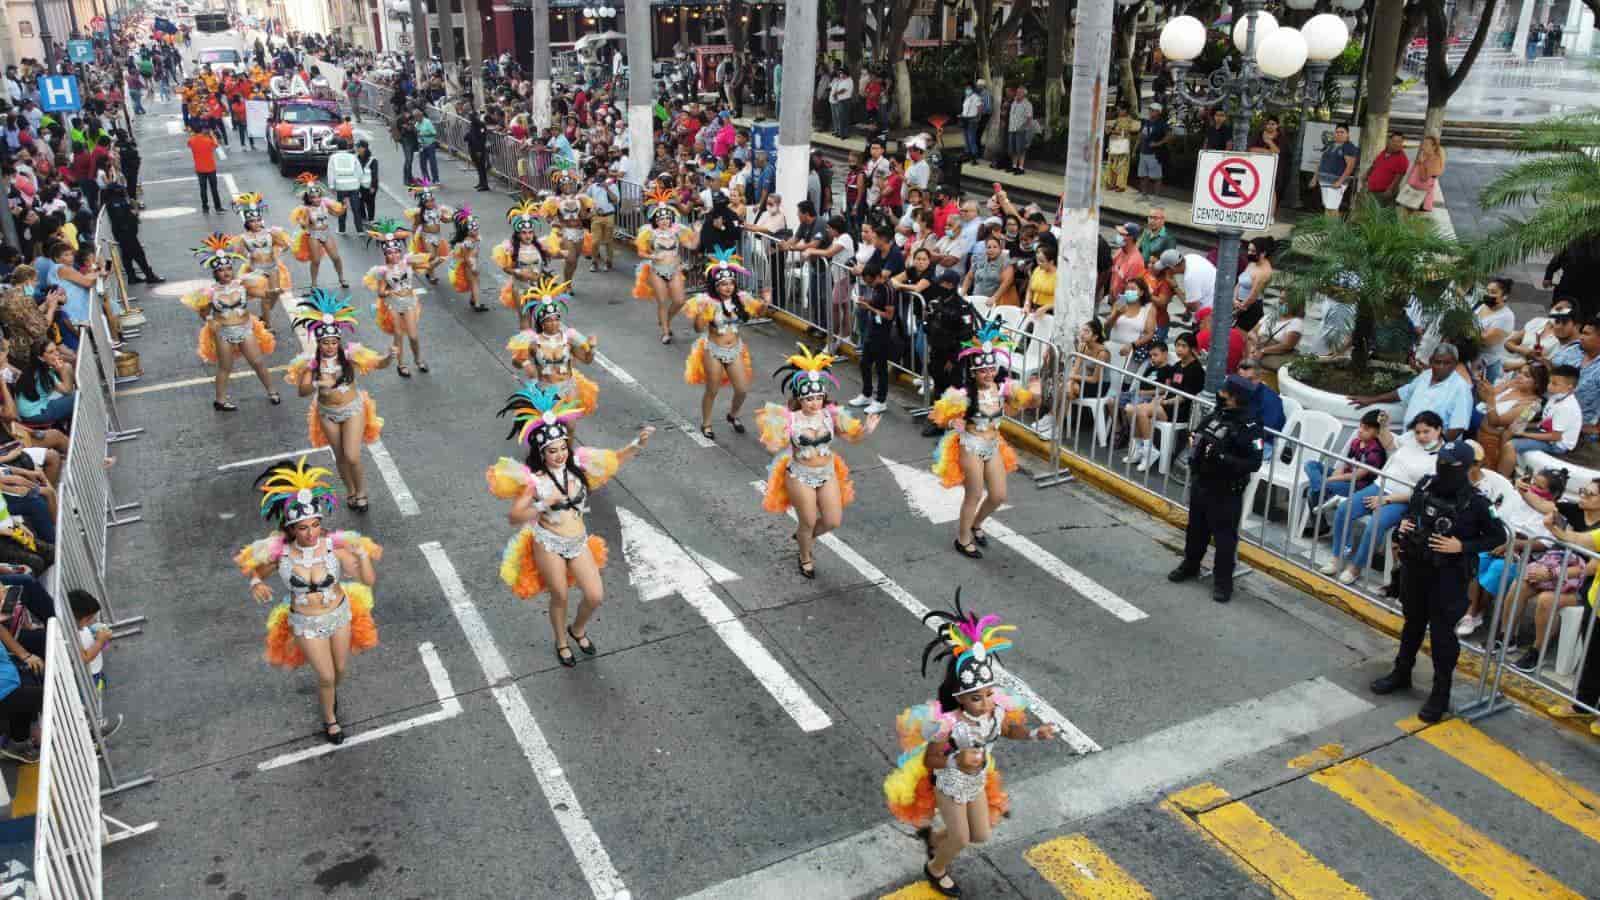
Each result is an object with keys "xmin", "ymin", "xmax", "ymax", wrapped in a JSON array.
[{"xmin": 33, "ymin": 619, "xmax": 157, "ymax": 900}]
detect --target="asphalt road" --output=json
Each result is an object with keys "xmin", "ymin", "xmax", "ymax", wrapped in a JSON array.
[{"xmin": 92, "ymin": 78, "xmax": 1600, "ymax": 900}]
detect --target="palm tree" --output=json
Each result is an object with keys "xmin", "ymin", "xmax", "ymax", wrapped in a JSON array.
[
  {"xmin": 1282, "ymin": 197, "xmax": 1478, "ymax": 374},
  {"xmin": 1478, "ymin": 110, "xmax": 1600, "ymax": 272}
]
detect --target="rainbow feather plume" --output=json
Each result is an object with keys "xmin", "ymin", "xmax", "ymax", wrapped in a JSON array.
[
  {"xmin": 192, "ymin": 232, "xmax": 245, "ymax": 269},
  {"xmin": 293, "ymin": 288, "xmax": 359, "ymax": 334},
  {"xmin": 254, "ymin": 456, "xmax": 340, "ymax": 521},
  {"xmin": 497, "ymin": 382, "xmax": 586, "ymax": 446},
  {"xmin": 520, "ymin": 275, "xmax": 572, "ymax": 319},
  {"xmin": 772, "ymin": 343, "xmax": 840, "ymax": 395}
]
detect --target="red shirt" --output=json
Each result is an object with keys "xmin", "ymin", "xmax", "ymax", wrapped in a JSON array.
[
  {"xmin": 882, "ymin": 171, "xmax": 904, "ymax": 213},
  {"xmin": 932, "ymin": 200, "xmax": 960, "ymax": 236},
  {"xmin": 864, "ymin": 79, "xmax": 883, "ymax": 112},
  {"xmin": 188, "ymin": 133, "xmax": 219, "ymax": 173},
  {"xmin": 1366, "ymin": 148, "xmax": 1410, "ymax": 193},
  {"xmin": 1197, "ymin": 324, "xmax": 1247, "ymax": 373}
]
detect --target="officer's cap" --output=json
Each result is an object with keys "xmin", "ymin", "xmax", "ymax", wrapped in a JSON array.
[
  {"xmin": 1437, "ymin": 440, "xmax": 1475, "ymax": 468},
  {"xmin": 1220, "ymin": 374, "xmax": 1253, "ymax": 399}
]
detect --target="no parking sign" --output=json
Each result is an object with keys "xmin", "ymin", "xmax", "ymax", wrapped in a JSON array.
[{"xmin": 1190, "ymin": 150, "xmax": 1277, "ymax": 231}]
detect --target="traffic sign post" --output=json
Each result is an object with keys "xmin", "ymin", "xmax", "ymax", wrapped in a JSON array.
[
  {"xmin": 36, "ymin": 76, "xmax": 82, "ymax": 113},
  {"xmin": 66, "ymin": 41, "xmax": 95, "ymax": 65},
  {"xmin": 1190, "ymin": 150, "xmax": 1278, "ymax": 231}
]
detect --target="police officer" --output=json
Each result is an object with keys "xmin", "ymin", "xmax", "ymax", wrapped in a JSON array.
[
  {"xmin": 1371, "ymin": 440, "xmax": 1505, "ymax": 722},
  {"xmin": 1168, "ymin": 375, "xmax": 1264, "ymax": 603},
  {"xmin": 921, "ymin": 271, "xmax": 977, "ymax": 437}
]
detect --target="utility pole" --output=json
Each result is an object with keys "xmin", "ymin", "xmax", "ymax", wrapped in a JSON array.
[
  {"xmin": 624, "ymin": 0, "xmax": 653, "ymax": 186},
  {"xmin": 775, "ymin": 0, "xmax": 817, "ymax": 229},
  {"xmin": 435, "ymin": 0, "xmax": 459, "ymax": 101},
  {"xmin": 460, "ymin": 0, "xmax": 484, "ymax": 109},
  {"xmin": 530, "ymin": 0, "xmax": 552, "ymax": 130},
  {"xmin": 1051, "ymin": 0, "xmax": 1114, "ymax": 352}
]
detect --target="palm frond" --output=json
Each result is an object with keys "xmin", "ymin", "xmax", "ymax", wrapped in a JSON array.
[
  {"xmin": 1474, "ymin": 190, "xmax": 1600, "ymax": 271},
  {"xmin": 1478, "ymin": 153, "xmax": 1600, "ymax": 210},
  {"xmin": 1510, "ymin": 111, "xmax": 1600, "ymax": 155}
]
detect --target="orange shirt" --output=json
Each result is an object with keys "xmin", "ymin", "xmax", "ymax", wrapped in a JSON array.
[
  {"xmin": 334, "ymin": 122, "xmax": 354, "ymax": 141},
  {"xmin": 188, "ymin": 133, "xmax": 219, "ymax": 173}
]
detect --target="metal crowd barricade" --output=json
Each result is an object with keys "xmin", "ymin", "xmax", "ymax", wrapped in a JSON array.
[
  {"xmin": 65, "ymin": 336, "xmax": 143, "ymax": 574},
  {"xmin": 33, "ymin": 620, "xmax": 157, "ymax": 900},
  {"xmin": 1480, "ymin": 528, "xmax": 1600, "ymax": 721}
]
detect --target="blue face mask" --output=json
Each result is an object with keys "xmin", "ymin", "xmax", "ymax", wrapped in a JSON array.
[{"xmin": 1122, "ymin": 289, "xmax": 1140, "ymax": 304}]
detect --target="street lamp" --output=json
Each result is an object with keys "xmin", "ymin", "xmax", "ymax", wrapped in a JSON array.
[{"xmin": 1158, "ymin": 0, "xmax": 1347, "ymax": 393}]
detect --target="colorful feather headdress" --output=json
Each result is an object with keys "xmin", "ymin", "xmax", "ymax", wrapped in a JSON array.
[
  {"xmin": 293, "ymin": 288, "xmax": 359, "ymax": 342},
  {"xmin": 498, "ymin": 383, "xmax": 586, "ymax": 451},
  {"xmin": 920, "ymin": 589, "xmax": 1015, "ymax": 695},
  {"xmin": 549, "ymin": 155, "xmax": 580, "ymax": 187},
  {"xmin": 294, "ymin": 172, "xmax": 325, "ymax": 196},
  {"xmin": 192, "ymin": 232, "xmax": 244, "ymax": 271},
  {"xmin": 958, "ymin": 316, "xmax": 1016, "ymax": 371},
  {"xmin": 644, "ymin": 186, "xmax": 678, "ymax": 223},
  {"xmin": 231, "ymin": 191, "xmax": 267, "ymax": 220},
  {"xmin": 520, "ymin": 276, "xmax": 572, "ymax": 322},
  {"xmin": 772, "ymin": 344, "xmax": 840, "ymax": 399},
  {"xmin": 506, "ymin": 199, "xmax": 543, "ymax": 233},
  {"xmin": 365, "ymin": 218, "xmax": 411, "ymax": 253},
  {"xmin": 454, "ymin": 205, "xmax": 479, "ymax": 231},
  {"xmin": 703, "ymin": 246, "xmax": 749, "ymax": 285},
  {"xmin": 255, "ymin": 456, "xmax": 339, "ymax": 526},
  {"xmin": 408, "ymin": 177, "xmax": 436, "ymax": 200}
]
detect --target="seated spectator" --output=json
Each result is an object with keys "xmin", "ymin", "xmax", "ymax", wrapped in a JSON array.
[
  {"xmin": 1303, "ymin": 409, "xmax": 1389, "ymax": 515},
  {"xmin": 1459, "ymin": 440, "xmax": 1552, "ymax": 637},
  {"xmin": 0, "ymin": 640, "xmax": 40, "ymax": 763},
  {"xmin": 1320, "ymin": 410, "xmax": 1444, "ymax": 585},
  {"xmin": 1196, "ymin": 319, "xmax": 1247, "ymax": 374},
  {"xmin": 1121, "ymin": 334, "xmax": 1205, "ymax": 471},
  {"xmin": 961, "ymin": 236, "xmax": 1016, "ymax": 307},
  {"xmin": 0, "ymin": 462, "xmax": 52, "ymax": 545},
  {"xmin": 1498, "ymin": 478, "xmax": 1600, "ymax": 672},
  {"xmin": 1474, "ymin": 362, "xmax": 1547, "ymax": 471},
  {"xmin": 1475, "ymin": 277, "xmax": 1517, "ymax": 384},
  {"xmin": 1502, "ymin": 364, "xmax": 1582, "ymax": 475},
  {"xmin": 1063, "ymin": 319, "xmax": 1111, "ymax": 406},
  {"xmin": 1503, "ymin": 297, "xmax": 1574, "ymax": 373},
  {"xmin": 1349, "ymin": 343, "xmax": 1474, "ymax": 440},
  {"xmin": 1105, "ymin": 278, "xmax": 1157, "ymax": 370},
  {"xmin": 1247, "ymin": 295, "xmax": 1304, "ymax": 376},
  {"xmin": 1235, "ymin": 359, "xmax": 1286, "ymax": 441},
  {"xmin": 12, "ymin": 341, "xmax": 73, "ymax": 429}
]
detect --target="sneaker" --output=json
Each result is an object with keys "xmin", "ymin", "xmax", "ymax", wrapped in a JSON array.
[
  {"xmin": 1122, "ymin": 445, "xmax": 1143, "ymax": 465},
  {"xmin": 0, "ymin": 739, "xmax": 38, "ymax": 764},
  {"xmin": 1454, "ymin": 612, "xmax": 1484, "ymax": 638},
  {"xmin": 864, "ymin": 401, "xmax": 889, "ymax": 415},
  {"xmin": 847, "ymin": 394, "xmax": 871, "ymax": 408},
  {"xmin": 1510, "ymin": 648, "xmax": 1542, "ymax": 673},
  {"xmin": 98, "ymin": 714, "xmax": 123, "ymax": 740},
  {"xmin": 1136, "ymin": 447, "xmax": 1159, "ymax": 472},
  {"xmin": 1319, "ymin": 559, "xmax": 1342, "ymax": 576},
  {"xmin": 1337, "ymin": 568, "xmax": 1359, "ymax": 585}
]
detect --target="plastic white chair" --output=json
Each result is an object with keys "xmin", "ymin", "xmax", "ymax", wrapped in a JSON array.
[
  {"xmin": 1072, "ymin": 360, "xmax": 1128, "ymax": 447},
  {"xmin": 966, "ymin": 294, "xmax": 993, "ymax": 317},
  {"xmin": 1241, "ymin": 409, "xmax": 1343, "ymax": 532},
  {"xmin": 1279, "ymin": 396, "xmax": 1304, "ymax": 432},
  {"xmin": 1013, "ymin": 314, "xmax": 1053, "ymax": 381}
]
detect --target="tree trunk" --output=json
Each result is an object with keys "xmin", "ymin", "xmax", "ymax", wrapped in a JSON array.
[
  {"xmin": 886, "ymin": 0, "xmax": 912, "ymax": 128},
  {"xmin": 1116, "ymin": 5, "xmax": 1140, "ymax": 115},
  {"xmin": 845, "ymin": 0, "xmax": 865, "ymax": 84},
  {"xmin": 1356, "ymin": 0, "xmax": 1407, "ymax": 199},
  {"xmin": 435, "ymin": 0, "xmax": 459, "ymax": 98},
  {"xmin": 407, "ymin": 0, "xmax": 429, "ymax": 86},
  {"xmin": 1044, "ymin": 0, "xmax": 1066, "ymax": 131},
  {"xmin": 975, "ymin": 0, "xmax": 1029, "ymax": 163},
  {"xmin": 1423, "ymin": 0, "xmax": 1499, "ymax": 136},
  {"xmin": 1051, "ymin": 0, "xmax": 1115, "ymax": 350},
  {"xmin": 530, "ymin": 0, "xmax": 552, "ymax": 130},
  {"xmin": 460, "ymin": 0, "xmax": 485, "ymax": 110},
  {"xmin": 729, "ymin": 0, "xmax": 747, "ymax": 55}
]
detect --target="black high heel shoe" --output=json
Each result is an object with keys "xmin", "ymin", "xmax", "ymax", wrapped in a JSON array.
[
  {"xmin": 567, "ymin": 626, "xmax": 596, "ymax": 656},
  {"xmin": 323, "ymin": 721, "xmax": 345, "ymax": 745},
  {"xmin": 954, "ymin": 539, "xmax": 983, "ymax": 559}
]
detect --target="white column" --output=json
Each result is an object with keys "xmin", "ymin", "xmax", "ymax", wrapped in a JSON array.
[
  {"xmin": 530, "ymin": 0, "xmax": 551, "ymax": 130},
  {"xmin": 1051, "ymin": 0, "xmax": 1115, "ymax": 349},
  {"xmin": 1512, "ymin": 0, "xmax": 1538, "ymax": 61},
  {"xmin": 624, "ymin": 0, "xmax": 653, "ymax": 186},
  {"xmin": 775, "ymin": 0, "xmax": 818, "ymax": 229}
]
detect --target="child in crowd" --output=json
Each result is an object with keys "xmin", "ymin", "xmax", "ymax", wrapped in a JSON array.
[
  {"xmin": 1302, "ymin": 409, "xmax": 1390, "ymax": 516},
  {"xmin": 70, "ymin": 589, "xmax": 122, "ymax": 737}
]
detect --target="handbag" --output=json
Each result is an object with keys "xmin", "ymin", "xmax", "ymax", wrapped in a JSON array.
[
  {"xmin": 1108, "ymin": 136, "xmax": 1131, "ymax": 155},
  {"xmin": 1395, "ymin": 164, "xmax": 1429, "ymax": 209}
]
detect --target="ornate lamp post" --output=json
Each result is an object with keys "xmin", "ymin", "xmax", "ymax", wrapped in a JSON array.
[{"xmin": 1158, "ymin": 2, "xmax": 1348, "ymax": 392}]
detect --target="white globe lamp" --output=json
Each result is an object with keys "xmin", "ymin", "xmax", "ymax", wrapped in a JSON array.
[
  {"xmin": 1284, "ymin": 0, "xmax": 1317, "ymax": 9},
  {"xmin": 1233, "ymin": 11, "xmax": 1278, "ymax": 53},
  {"xmin": 1159, "ymin": 15, "xmax": 1208, "ymax": 62},
  {"xmin": 1257, "ymin": 27, "xmax": 1308, "ymax": 79},
  {"xmin": 1302, "ymin": 13, "xmax": 1351, "ymax": 61}
]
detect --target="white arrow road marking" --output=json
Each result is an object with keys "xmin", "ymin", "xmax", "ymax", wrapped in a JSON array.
[
  {"xmin": 747, "ymin": 481, "xmax": 1099, "ymax": 754},
  {"xmin": 880, "ymin": 456, "xmax": 1147, "ymax": 623},
  {"xmin": 617, "ymin": 508, "xmax": 832, "ymax": 732},
  {"xmin": 421, "ymin": 542, "xmax": 631, "ymax": 900},
  {"xmin": 257, "ymin": 642, "xmax": 461, "ymax": 771}
]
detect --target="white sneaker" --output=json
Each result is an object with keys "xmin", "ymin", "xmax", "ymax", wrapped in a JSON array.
[
  {"xmin": 1136, "ymin": 446, "xmax": 1159, "ymax": 472},
  {"xmin": 1319, "ymin": 559, "xmax": 1342, "ymax": 576},
  {"xmin": 1455, "ymin": 612, "xmax": 1484, "ymax": 638},
  {"xmin": 1337, "ymin": 568, "xmax": 1359, "ymax": 585},
  {"xmin": 847, "ymin": 394, "xmax": 871, "ymax": 408},
  {"xmin": 1122, "ymin": 445, "xmax": 1143, "ymax": 464},
  {"xmin": 864, "ymin": 401, "xmax": 889, "ymax": 415}
]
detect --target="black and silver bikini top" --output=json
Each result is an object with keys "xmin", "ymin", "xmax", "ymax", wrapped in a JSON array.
[
  {"xmin": 516, "ymin": 241, "xmax": 542, "ymax": 265},
  {"xmin": 971, "ymin": 388, "xmax": 1004, "ymax": 430},
  {"xmin": 534, "ymin": 332, "xmax": 577, "ymax": 378},
  {"xmin": 241, "ymin": 230, "xmax": 276, "ymax": 260},
  {"xmin": 790, "ymin": 410, "xmax": 834, "ymax": 460},
  {"xmin": 710, "ymin": 298, "xmax": 744, "ymax": 336},
  {"xmin": 947, "ymin": 709, "xmax": 1001, "ymax": 753},
  {"xmin": 535, "ymin": 470, "xmax": 589, "ymax": 515},
  {"xmin": 278, "ymin": 539, "xmax": 341, "ymax": 603},
  {"xmin": 210, "ymin": 282, "xmax": 248, "ymax": 317},
  {"xmin": 383, "ymin": 266, "xmax": 415, "ymax": 295}
]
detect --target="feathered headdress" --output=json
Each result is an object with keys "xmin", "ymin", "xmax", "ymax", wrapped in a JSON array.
[
  {"xmin": 408, "ymin": 178, "xmax": 436, "ymax": 201},
  {"xmin": 254, "ymin": 456, "xmax": 339, "ymax": 527},
  {"xmin": 772, "ymin": 344, "xmax": 840, "ymax": 399},
  {"xmin": 920, "ymin": 589, "xmax": 1015, "ymax": 695},
  {"xmin": 454, "ymin": 205, "xmax": 479, "ymax": 232},
  {"xmin": 498, "ymin": 383, "xmax": 586, "ymax": 452},
  {"xmin": 644, "ymin": 186, "xmax": 678, "ymax": 224},
  {"xmin": 506, "ymin": 199, "xmax": 542, "ymax": 233},
  {"xmin": 232, "ymin": 191, "xmax": 267, "ymax": 221},
  {"xmin": 294, "ymin": 172, "xmax": 325, "ymax": 197},
  {"xmin": 957, "ymin": 316, "xmax": 1016, "ymax": 371},
  {"xmin": 366, "ymin": 219, "xmax": 411, "ymax": 254},
  {"xmin": 520, "ymin": 276, "xmax": 572, "ymax": 322},
  {"xmin": 703, "ymin": 246, "xmax": 749, "ymax": 286},
  {"xmin": 293, "ymin": 288, "xmax": 359, "ymax": 342},
  {"xmin": 550, "ymin": 155, "xmax": 580, "ymax": 188},
  {"xmin": 192, "ymin": 232, "xmax": 244, "ymax": 272}
]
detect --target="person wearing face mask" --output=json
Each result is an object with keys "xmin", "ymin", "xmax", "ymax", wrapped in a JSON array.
[
  {"xmin": 1475, "ymin": 276, "xmax": 1518, "ymax": 384},
  {"xmin": 1168, "ymin": 375, "xmax": 1265, "ymax": 603},
  {"xmin": 1374, "ymin": 439, "xmax": 1506, "ymax": 722},
  {"xmin": 1105, "ymin": 280, "xmax": 1156, "ymax": 369}
]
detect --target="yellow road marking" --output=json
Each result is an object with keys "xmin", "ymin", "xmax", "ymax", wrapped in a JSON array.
[
  {"xmin": 1405, "ymin": 718, "xmax": 1600, "ymax": 846},
  {"xmin": 1024, "ymin": 834, "xmax": 1154, "ymax": 899},
  {"xmin": 10, "ymin": 763, "xmax": 38, "ymax": 818},
  {"xmin": 1287, "ymin": 743, "xmax": 1345, "ymax": 770},
  {"xmin": 1311, "ymin": 758, "xmax": 1581, "ymax": 899},
  {"xmin": 119, "ymin": 364, "xmax": 291, "ymax": 396},
  {"xmin": 1161, "ymin": 785, "xmax": 1288, "ymax": 896},
  {"xmin": 1167, "ymin": 782, "xmax": 1368, "ymax": 899},
  {"xmin": 879, "ymin": 883, "xmax": 949, "ymax": 899}
]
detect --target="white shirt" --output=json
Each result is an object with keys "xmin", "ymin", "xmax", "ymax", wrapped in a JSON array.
[
  {"xmin": 1476, "ymin": 303, "xmax": 1517, "ymax": 364},
  {"xmin": 828, "ymin": 233, "xmax": 856, "ymax": 262},
  {"xmin": 1474, "ymin": 469, "xmax": 1550, "ymax": 538},
  {"xmin": 828, "ymin": 76, "xmax": 853, "ymax": 102},
  {"xmin": 1539, "ymin": 392, "xmax": 1583, "ymax": 452},
  {"xmin": 1378, "ymin": 432, "xmax": 1440, "ymax": 492},
  {"xmin": 904, "ymin": 159, "xmax": 930, "ymax": 200},
  {"xmin": 961, "ymin": 93, "xmax": 982, "ymax": 119},
  {"xmin": 78, "ymin": 625, "xmax": 104, "ymax": 676},
  {"xmin": 1179, "ymin": 254, "xmax": 1217, "ymax": 313}
]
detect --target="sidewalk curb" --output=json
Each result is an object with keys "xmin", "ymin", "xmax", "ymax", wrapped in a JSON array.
[{"xmin": 756, "ymin": 305, "xmax": 1595, "ymax": 743}]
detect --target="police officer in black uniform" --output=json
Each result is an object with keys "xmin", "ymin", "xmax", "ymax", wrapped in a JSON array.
[
  {"xmin": 1168, "ymin": 375, "xmax": 1265, "ymax": 603},
  {"xmin": 920, "ymin": 271, "xmax": 977, "ymax": 436},
  {"xmin": 1371, "ymin": 440, "xmax": 1505, "ymax": 722}
]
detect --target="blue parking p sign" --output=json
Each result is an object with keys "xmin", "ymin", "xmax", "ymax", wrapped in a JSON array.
[
  {"xmin": 66, "ymin": 40, "xmax": 94, "ymax": 64},
  {"xmin": 37, "ymin": 76, "xmax": 81, "ymax": 113}
]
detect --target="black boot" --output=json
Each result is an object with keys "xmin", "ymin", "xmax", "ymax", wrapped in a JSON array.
[
  {"xmin": 1370, "ymin": 669, "xmax": 1412, "ymax": 695},
  {"xmin": 1167, "ymin": 565, "xmax": 1199, "ymax": 583},
  {"xmin": 1417, "ymin": 676, "xmax": 1452, "ymax": 723}
]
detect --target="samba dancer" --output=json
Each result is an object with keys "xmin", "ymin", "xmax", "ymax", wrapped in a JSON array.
[
  {"xmin": 633, "ymin": 186, "xmax": 700, "ymax": 344},
  {"xmin": 180, "ymin": 233, "xmax": 280, "ymax": 411},
  {"xmin": 287, "ymin": 290, "xmax": 392, "ymax": 513}
]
